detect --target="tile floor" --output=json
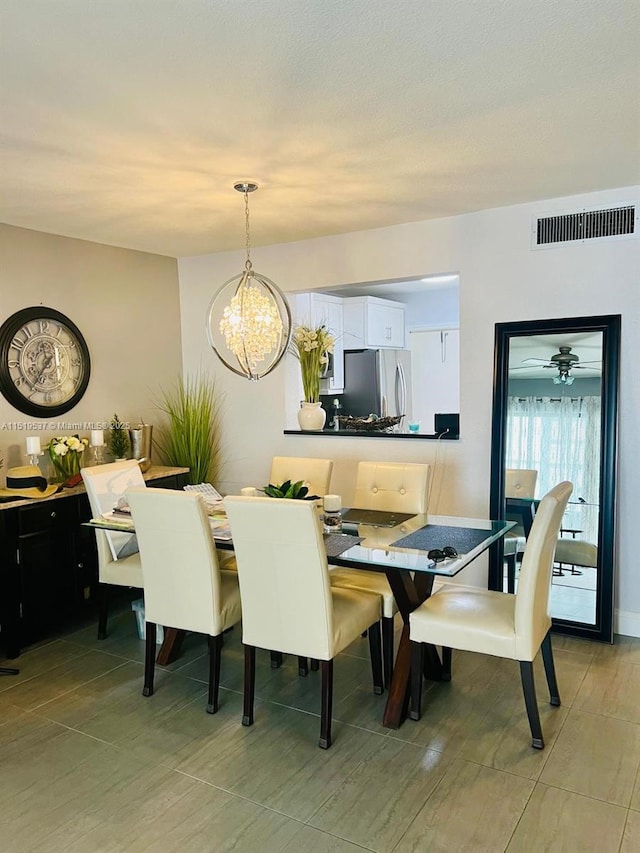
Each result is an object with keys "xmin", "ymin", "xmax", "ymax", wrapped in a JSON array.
[{"xmin": 1, "ymin": 604, "xmax": 639, "ymax": 853}]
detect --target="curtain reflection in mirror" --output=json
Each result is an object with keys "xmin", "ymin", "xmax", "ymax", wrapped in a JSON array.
[{"xmin": 506, "ymin": 394, "xmax": 601, "ymax": 544}]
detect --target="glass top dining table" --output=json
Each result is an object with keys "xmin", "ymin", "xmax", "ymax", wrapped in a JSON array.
[
  {"xmin": 85, "ymin": 510, "xmax": 514, "ymax": 728},
  {"xmin": 329, "ymin": 512, "xmax": 514, "ymax": 727},
  {"xmin": 330, "ymin": 512, "xmax": 514, "ymax": 576}
]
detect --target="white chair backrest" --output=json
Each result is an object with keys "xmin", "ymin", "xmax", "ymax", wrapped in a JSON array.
[
  {"xmin": 353, "ymin": 462, "xmax": 430, "ymax": 514},
  {"xmin": 81, "ymin": 461, "xmax": 145, "ymax": 563},
  {"xmin": 269, "ymin": 457, "xmax": 333, "ymax": 498},
  {"xmin": 126, "ymin": 488, "xmax": 224, "ymax": 636},
  {"xmin": 505, "ymin": 469, "xmax": 538, "ymax": 499},
  {"xmin": 224, "ymin": 496, "xmax": 335, "ymax": 659},
  {"xmin": 515, "ymin": 481, "xmax": 573, "ymax": 658}
]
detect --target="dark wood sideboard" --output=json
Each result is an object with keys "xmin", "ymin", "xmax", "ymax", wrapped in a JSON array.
[{"xmin": 0, "ymin": 465, "xmax": 189, "ymax": 659}]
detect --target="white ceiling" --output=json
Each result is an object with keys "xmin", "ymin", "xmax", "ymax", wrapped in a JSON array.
[{"xmin": 2, "ymin": 1, "xmax": 639, "ymax": 258}]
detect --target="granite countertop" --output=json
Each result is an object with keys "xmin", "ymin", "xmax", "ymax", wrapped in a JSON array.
[{"xmin": 0, "ymin": 465, "xmax": 189, "ymax": 511}]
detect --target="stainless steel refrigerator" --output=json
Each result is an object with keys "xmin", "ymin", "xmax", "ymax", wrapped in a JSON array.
[{"xmin": 341, "ymin": 348, "xmax": 412, "ymax": 426}]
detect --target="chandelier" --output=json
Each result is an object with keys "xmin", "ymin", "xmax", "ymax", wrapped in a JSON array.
[{"xmin": 206, "ymin": 183, "xmax": 291, "ymax": 380}]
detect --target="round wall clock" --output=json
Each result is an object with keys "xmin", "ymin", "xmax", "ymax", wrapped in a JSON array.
[{"xmin": 0, "ymin": 306, "xmax": 91, "ymax": 417}]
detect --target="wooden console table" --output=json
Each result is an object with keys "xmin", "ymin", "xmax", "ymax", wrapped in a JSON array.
[{"xmin": 0, "ymin": 465, "xmax": 188, "ymax": 659}]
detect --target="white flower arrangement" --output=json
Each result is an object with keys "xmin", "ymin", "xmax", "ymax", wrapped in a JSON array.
[
  {"xmin": 47, "ymin": 434, "xmax": 88, "ymax": 480},
  {"xmin": 290, "ymin": 324, "xmax": 335, "ymax": 403},
  {"xmin": 50, "ymin": 435, "xmax": 87, "ymax": 457}
]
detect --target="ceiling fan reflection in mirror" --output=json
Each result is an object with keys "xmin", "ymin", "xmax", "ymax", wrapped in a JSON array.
[{"xmin": 511, "ymin": 346, "xmax": 601, "ymax": 385}]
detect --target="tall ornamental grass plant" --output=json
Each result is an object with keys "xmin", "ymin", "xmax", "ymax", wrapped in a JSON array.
[{"xmin": 155, "ymin": 374, "xmax": 222, "ymax": 485}]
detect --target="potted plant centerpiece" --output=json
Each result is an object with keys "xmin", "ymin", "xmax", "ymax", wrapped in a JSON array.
[
  {"xmin": 291, "ymin": 324, "xmax": 335, "ymax": 431},
  {"xmin": 261, "ymin": 480, "xmax": 319, "ymax": 501}
]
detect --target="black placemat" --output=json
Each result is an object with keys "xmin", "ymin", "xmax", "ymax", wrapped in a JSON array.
[
  {"xmin": 342, "ymin": 508, "xmax": 415, "ymax": 527},
  {"xmin": 323, "ymin": 533, "xmax": 363, "ymax": 558},
  {"xmin": 391, "ymin": 524, "xmax": 490, "ymax": 554}
]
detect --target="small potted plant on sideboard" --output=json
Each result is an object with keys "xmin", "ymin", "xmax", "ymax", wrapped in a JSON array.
[{"xmin": 109, "ymin": 413, "xmax": 130, "ymax": 461}]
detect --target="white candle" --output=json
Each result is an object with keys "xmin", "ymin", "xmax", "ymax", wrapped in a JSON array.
[
  {"xmin": 240, "ymin": 487, "xmax": 259, "ymax": 497},
  {"xmin": 26, "ymin": 436, "xmax": 41, "ymax": 455},
  {"xmin": 323, "ymin": 494, "xmax": 342, "ymax": 512},
  {"xmin": 90, "ymin": 429, "xmax": 104, "ymax": 447}
]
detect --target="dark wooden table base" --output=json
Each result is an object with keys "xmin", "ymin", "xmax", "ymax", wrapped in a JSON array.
[
  {"xmin": 382, "ymin": 568, "xmax": 442, "ymax": 728},
  {"xmin": 156, "ymin": 628, "xmax": 186, "ymax": 665}
]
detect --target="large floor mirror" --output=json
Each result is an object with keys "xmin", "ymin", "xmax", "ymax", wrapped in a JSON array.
[{"xmin": 489, "ymin": 315, "xmax": 621, "ymax": 642}]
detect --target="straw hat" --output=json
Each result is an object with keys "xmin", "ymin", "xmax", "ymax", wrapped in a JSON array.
[{"xmin": 0, "ymin": 465, "xmax": 60, "ymax": 500}]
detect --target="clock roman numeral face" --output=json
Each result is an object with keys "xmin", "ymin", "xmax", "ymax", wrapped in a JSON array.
[
  {"xmin": 0, "ymin": 308, "xmax": 91, "ymax": 417},
  {"xmin": 8, "ymin": 319, "xmax": 84, "ymax": 406}
]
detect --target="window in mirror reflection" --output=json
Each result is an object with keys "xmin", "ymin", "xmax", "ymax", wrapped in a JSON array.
[{"xmin": 506, "ymin": 331, "xmax": 603, "ymax": 625}]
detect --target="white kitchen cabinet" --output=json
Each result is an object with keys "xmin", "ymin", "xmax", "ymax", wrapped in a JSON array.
[
  {"xmin": 342, "ymin": 295, "xmax": 405, "ymax": 349},
  {"xmin": 293, "ymin": 292, "xmax": 344, "ymax": 393}
]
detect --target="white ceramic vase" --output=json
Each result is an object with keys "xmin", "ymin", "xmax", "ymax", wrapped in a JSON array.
[{"xmin": 297, "ymin": 401, "xmax": 326, "ymax": 431}]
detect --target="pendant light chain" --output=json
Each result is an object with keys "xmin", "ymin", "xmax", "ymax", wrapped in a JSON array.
[{"xmin": 244, "ymin": 190, "xmax": 252, "ymax": 272}]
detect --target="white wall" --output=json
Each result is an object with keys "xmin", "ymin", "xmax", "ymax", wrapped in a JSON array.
[
  {"xmin": 0, "ymin": 225, "xmax": 183, "ymax": 476},
  {"xmin": 178, "ymin": 186, "xmax": 639, "ymax": 634},
  {"xmin": 403, "ymin": 284, "xmax": 460, "ymax": 329}
]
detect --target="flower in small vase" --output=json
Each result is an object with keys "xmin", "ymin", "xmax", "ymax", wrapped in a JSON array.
[
  {"xmin": 47, "ymin": 435, "xmax": 89, "ymax": 482},
  {"xmin": 290, "ymin": 324, "xmax": 335, "ymax": 404}
]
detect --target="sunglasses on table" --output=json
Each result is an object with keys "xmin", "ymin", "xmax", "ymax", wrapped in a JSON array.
[{"xmin": 427, "ymin": 546, "xmax": 458, "ymax": 562}]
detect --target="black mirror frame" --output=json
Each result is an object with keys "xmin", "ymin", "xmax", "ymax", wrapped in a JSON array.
[{"xmin": 489, "ymin": 314, "xmax": 621, "ymax": 643}]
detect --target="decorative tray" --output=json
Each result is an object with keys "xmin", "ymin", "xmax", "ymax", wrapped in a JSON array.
[{"xmin": 337, "ymin": 415, "xmax": 403, "ymax": 432}]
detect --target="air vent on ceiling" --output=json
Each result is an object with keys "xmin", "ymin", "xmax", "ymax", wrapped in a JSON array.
[{"xmin": 532, "ymin": 203, "xmax": 638, "ymax": 249}]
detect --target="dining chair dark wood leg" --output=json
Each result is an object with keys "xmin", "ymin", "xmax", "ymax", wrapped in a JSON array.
[
  {"xmin": 270, "ymin": 651, "xmax": 283, "ymax": 669},
  {"xmin": 298, "ymin": 656, "xmax": 309, "ymax": 677},
  {"xmin": 441, "ymin": 647, "xmax": 452, "ymax": 681},
  {"xmin": 367, "ymin": 621, "xmax": 384, "ymax": 694},
  {"xmin": 540, "ymin": 630, "xmax": 561, "ymax": 706},
  {"xmin": 142, "ymin": 622, "xmax": 157, "ymax": 697},
  {"xmin": 310, "ymin": 658, "xmax": 319, "ymax": 671},
  {"xmin": 242, "ymin": 644, "xmax": 256, "ymax": 727},
  {"xmin": 423, "ymin": 643, "xmax": 444, "ymax": 681},
  {"xmin": 412, "ymin": 573, "xmax": 443, "ymax": 683},
  {"xmin": 519, "ymin": 660, "xmax": 544, "ymax": 749},
  {"xmin": 409, "ymin": 640, "xmax": 424, "ymax": 721},
  {"xmin": 207, "ymin": 634, "xmax": 223, "ymax": 714},
  {"xmin": 382, "ymin": 616, "xmax": 394, "ymax": 690},
  {"xmin": 319, "ymin": 659, "xmax": 334, "ymax": 749},
  {"xmin": 505, "ymin": 553, "xmax": 516, "ymax": 594},
  {"xmin": 97, "ymin": 584, "xmax": 109, "ymax": 640}
]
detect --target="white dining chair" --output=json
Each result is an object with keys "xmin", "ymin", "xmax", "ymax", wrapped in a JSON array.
[
  {"xmin": 504, "ymin": 468, "xmax": 539, "ymax": 593},
  {"xmin": 409, "ymin": 480, "xmax": 572, "ymax": 749},
  {"xmin": 263, "ymin": 456, "xmax": 334, "ymax": 670},
  {"xmin": 81, "ymin": 460, "xmax": 145, "ymax": 639},
  {"xmin": 329, "ymin": 461, "xmax": 430, "ymax": 688},
  {"xmin": 127, "ymin": 487, "xmax": 242, "ymax": 714},
  {"xmin": 224, "ymin": 496, "xmax": 383, "ymax": 748},
  {"xmin": 269, "ymin": 456, "xmax": 333, "ymax": 498}
]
